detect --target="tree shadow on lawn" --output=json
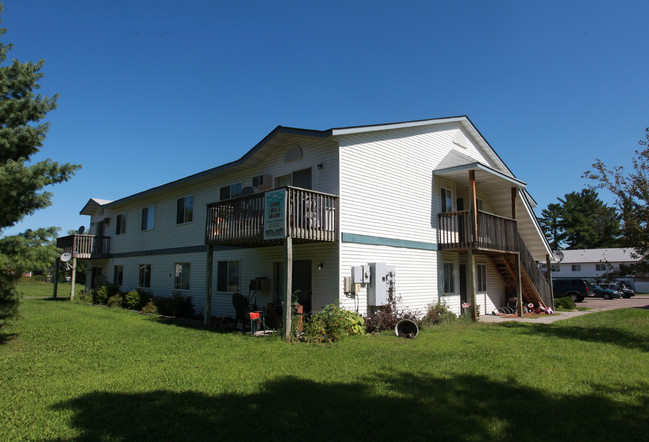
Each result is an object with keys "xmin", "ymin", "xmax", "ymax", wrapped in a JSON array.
[
  {"xmin": 497, "ymin": 320, "xmax": 649, "ymax": 352},
  {"xmin": 52, "ymin": 372, "xmax": 649, "ymax": 441}
]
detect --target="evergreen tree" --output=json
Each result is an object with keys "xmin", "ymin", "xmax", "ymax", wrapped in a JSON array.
[
  {"xmin": 539, "ymin": 189, "xmax": 620, "ymax": 250},
  {"xmin": 539, "ymin": 203, "xmax": 566, "ymax": 250},
  {"xmin": 0, "ymin": 4, "xmax": 80, "ymax": 328}
]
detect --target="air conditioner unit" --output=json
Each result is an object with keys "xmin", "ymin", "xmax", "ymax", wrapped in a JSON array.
[{"xmin": 252, "ymin": 174, "xmax": 273, "ymax": 190}]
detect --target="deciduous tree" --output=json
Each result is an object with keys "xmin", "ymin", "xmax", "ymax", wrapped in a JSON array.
[{"xmin": 584, "ymin": 128, "xmax": 649, "ymax": 276}]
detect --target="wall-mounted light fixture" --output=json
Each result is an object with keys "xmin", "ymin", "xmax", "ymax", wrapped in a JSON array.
[
  {"xmin": 317, "ymin": 163, "xmax": 324, "ymax": 170},
  {"xmin": 317, "ymin": 263, "xmax": 324, "ymax": 271}
]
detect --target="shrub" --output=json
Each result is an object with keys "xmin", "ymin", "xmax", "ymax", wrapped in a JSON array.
[
  {"xmin": 92, "ymin": 283, "xmax": 121, "ymax": 305},
  {"xmin": 555, "ymin": 296, "xmax": 576, "ymax": 310},
  {"xmin": 107, "ymin": 294, "xmax": 124, "ymax": 308},
  {"xmin": 124, "ymin": 289, "xmax": 152, "ymax": 310},
  {"xmin": 154, "ymin": 293, "xmax": 194, "ymax": 318},
  {"xmin": 141, "ymin": 300, "xmax": 158, "ymax": 314},
  {"xmin": 302, "ymin": 304, "xmax": 365, "ymax": 343},
  {"xmin": 422, "ymin": 300, "xmax": 456, "ymax": 326},
  {"xmin": 77, "ymin": 289, "xmax": 92, "ymax": 303},
  {"xmin": 364, "ymin": 293, "xmax": 418, "ymax": 333}
]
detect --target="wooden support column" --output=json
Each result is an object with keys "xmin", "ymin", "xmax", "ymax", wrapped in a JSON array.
[
  {"xmin": 469, "ymin": 170, "xmax": 478, "ymax": 245},
  {"xmin": 546, "ymin": 253, "xmax": 554, "ymax": 310},
  {"xmin": 467, "ymin": 248, "xmax": 478, "ymax": 320},
  {"xmin": 283, "ymin": 235, "xmax": 293, "ymax": 341},
  {"xmin": 70, "ymin": 257, "xmax": 77, "ymax": 300},
  {"xmin": 53, "ymin": 261, "xmax": 59, "ymax": 299},
  {"xmin": 204, "ymin": 244, "xmax": 214, "ymax": 327},
  {"xmin": 516, "ymin": 253, "xmax": 523, "ymax": 316},
  {"xmin": 511, "ymin": 188, "xmax": 518, "ymax": 220}
]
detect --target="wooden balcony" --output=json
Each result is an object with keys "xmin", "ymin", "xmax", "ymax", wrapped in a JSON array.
[
  {"xmin": 438, "ymin": 210, "xmax": 518, "ymax": 252},
  {"xmin": 56, "ymin": 234, "xmax": 110, "ymax": 259},
  {"xmin": 206, "ymin": 187, "xmax": 338, "ymax": 247}
]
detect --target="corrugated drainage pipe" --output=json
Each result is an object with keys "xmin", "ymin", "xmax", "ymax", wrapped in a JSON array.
[{"xmin": 395, "ymin": 319, "xmax": 419, "ymax": 339}]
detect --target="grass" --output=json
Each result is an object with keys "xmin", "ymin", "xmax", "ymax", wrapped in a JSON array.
[
  {"xmin": 1, "ymin": 285, "xmax": 649, "ymax": 441},
  {"xmin": 16, "ymin": 281, "xmax": 85, "ymax": 299}
]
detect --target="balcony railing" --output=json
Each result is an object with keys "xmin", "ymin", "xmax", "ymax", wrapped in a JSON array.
[
  {"xmin": 56, "ymin": 234, "xmax": 110, "ymax": 259},
  {"xmin": 206, "ymin": 187, "xmax": 338, "ymax": 246},
  {"xmin": 438, "ymin": 210, "xmax": 518, "ymax": 252}
]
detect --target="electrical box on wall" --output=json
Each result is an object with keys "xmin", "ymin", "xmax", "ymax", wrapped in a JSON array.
[
  {"xmin": 367, "ymin": 262, "xmax": 395, "ymax": 306},
  {"xmin": 351, "ymin": 265, "xmax": 370, "ymax": 284}
]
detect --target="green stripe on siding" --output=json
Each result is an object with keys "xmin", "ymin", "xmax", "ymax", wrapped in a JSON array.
[
  {"xmin": 108, "ymin": 244, "xmax": 238, "ymax": 259},
  {"xmin": 341, "ymin": 232, "xmax": 438, "ymax": 251}
]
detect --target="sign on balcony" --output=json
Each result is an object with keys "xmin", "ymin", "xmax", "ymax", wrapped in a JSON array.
[{"xmin": 264, "ymin": 189, "xmax": 286, "ymax": 240}]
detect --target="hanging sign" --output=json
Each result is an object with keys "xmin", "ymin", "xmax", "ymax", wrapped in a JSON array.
[{"xmin": 264, "ymin": 189, "xmax": 286, "ymax": 240}]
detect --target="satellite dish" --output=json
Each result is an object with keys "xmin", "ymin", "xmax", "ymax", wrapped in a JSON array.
[
  {"xmin": 60, "ymin": 253, "xmax": 72, "ymax": 263},
  {"xmin": 78, "ymin": 225, "xmax": 85, "ymax": 234},
  {"xmin": 553, "ymin": 250, "xmax": 564, "ymax": 262}
]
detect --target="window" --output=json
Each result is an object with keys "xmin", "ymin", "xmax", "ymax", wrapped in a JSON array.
[
  {"xmin": 477, "ymin": 264, "xmax": 487, "ymax": 292},
  {"xmin": 219, "ymin": 183, "xmax": 243, "ymax": 200},
  {"xmin": 572, "ymin": 265, "xmax": 581, "ymax": 272},
  {"xmin": 174, "ymin": 263, "xmax": 191, "ymax": 290},
  {"xmin": 551, "ymin": 265, "xmax": 560, "ymax": 272},
  {"xmin": 139, "ymin": 264, "xmax": 151, "ymax": 288},
  {"xmin": 441, "ymin": 188, "xmax": 453, "ymax": 213},
  {"xmin": 274, "ymin": 168, "xmax": 313, "ymax": 190},
  {"xmin": 176, "ymin": 196, "xmax": 194, "ymax": 224},
  {"xmin": 217, "ymin": 260, "xmax": 240, "ymax": 292},
  {"xmin": 116, "ymin": 213, "xmax": 126, "ymax": 235},
  {"xmin": 443, "ymin": 262, "xmax": 455, "ymax": 293},
  {"xmin": 113, "ymin": 265, "xmax": 123, "ymax": 286},
  {"xmin": 141, "ymin": 205, "xmax": 155, "ymax": 231},
  {"xmin": 596, "ymin": 263, "xmax": 608, "ymax": 272}
]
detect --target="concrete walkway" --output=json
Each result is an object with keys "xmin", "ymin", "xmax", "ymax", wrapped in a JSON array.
[{"xmin": 479, "ymin": 296, "xmax": 649, "ymax": 324}]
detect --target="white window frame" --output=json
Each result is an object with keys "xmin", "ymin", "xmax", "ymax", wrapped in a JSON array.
[
  {"xmin": 176, "ymin": 195, "xmax": 194, "ymax": 224},
  {"xmin": 572, "ymin": 264, "xmax": 581, "ymax": 272},
  {"xmin": 141, "ymin": 205, "xmax": 155, "ymax": 231},
  {"xmin": 139, "ymin": 264, "xmax": 151, "ymax": 288},
  {"xmin": 174, "ymin": 262, "xmax": 191, "ymax": 291},
  {"xmin": 443, "ymin": 262, "xmax": 455, "ymax": 294},
  {"xmin": 116, "ymin": 213, "xmax": 127, "ymax": 235},
  {"xmin": 217, "ymin": 260, "xmax": 240, "ymax": 293},
  {"xmin": 477, "ymin": 264, "xmax": 487, "ymax": 292},
  {"xmin": 219, "ymin": 182, "xmax": 243, "ymax": 200},
  {"xmin": 441, "ymin": 188, "xmax": 453, "ymax": 213},
  {"xmin": 113, "ymin": 265, "xmax": 123, "ymax": 286}
]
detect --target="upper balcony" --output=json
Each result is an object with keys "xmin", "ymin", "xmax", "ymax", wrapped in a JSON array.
[
  {"xmin": 206, "ymin": 186, "xmax": 338, "ymax": 247},
  {"xmin": 438, "ymin": 210, "xmax": 518, "ymax": 253},
  {"xmin": 56, "ymin": 234, "xmax": 111, "ymax": 259}
]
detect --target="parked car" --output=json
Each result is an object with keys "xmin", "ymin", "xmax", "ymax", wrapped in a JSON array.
[
  {"xmin": 552, "ymin": 278, "xmax": 590, "ymax": 302},
  {"xmin": 591, "ymin": 283, "xmax": 622, "ymax": 299},
  {"xmin": 616, "ymin": 282, "xmax": 636, "ymax": 298}
]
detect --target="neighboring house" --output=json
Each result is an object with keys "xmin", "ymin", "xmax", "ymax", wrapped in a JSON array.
[
  {"xmin": 57, "ymin": 116, "xmax": 553, "ymax": 322},
  {"xmin": 540, "ymin": 248, "xmax": 648, "ymax": 292}
]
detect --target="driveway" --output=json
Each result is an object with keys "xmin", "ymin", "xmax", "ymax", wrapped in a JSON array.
[{"xmin": 480, "ymin": 296, "xmax": 649, "ymax": 324}]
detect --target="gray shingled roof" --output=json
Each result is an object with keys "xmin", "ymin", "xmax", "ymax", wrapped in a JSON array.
[{"xmin": 554, "ymin": 248, "xmax": 640, "ymax": 264}]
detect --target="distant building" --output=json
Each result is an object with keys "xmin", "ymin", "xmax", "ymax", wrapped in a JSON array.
[{"xmin": 540, "ymin": 248, "xmax": 648, "ymax": 292}]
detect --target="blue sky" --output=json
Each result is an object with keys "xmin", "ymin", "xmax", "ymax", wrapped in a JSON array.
[{"xmin": 2, "ymin": 0, "xmax": 648, "ymax": 237}]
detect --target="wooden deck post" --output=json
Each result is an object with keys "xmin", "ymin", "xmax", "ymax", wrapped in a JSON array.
[
  {"xmin": 70, "ymin": 257, "xmax": 77, "ymax": 300},
  {"xmin": 283, "ymin": 235, "xmax": 293, "ymax": 341},
  {"xmin": 516, "ymin": 253, "xmax": 523, "ymax": 316},
  {"xmin": 52, "ymin": 261, "xmax": 59, "ymax": 299},
  {"xmin": 204, "ymin": 244, "xmax": 214, "ymax": 328},
  {"xmin": 467, "ymin": 249, "xmax": 478, "ymax": 320},
  {"xmin": 546, "ymin": 253, "xmax": 554, "ymax": 310},
  {"xmin": 469, "ymin": 170, "xmax": 478, "ymax": 245}
]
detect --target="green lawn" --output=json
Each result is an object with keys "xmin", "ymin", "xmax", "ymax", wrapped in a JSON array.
[
  {"xmin": 1, "ymin": 290, "xmax": 649, "ymax": 441},
  {"xmin": 16, "ymin": 281, "xmax": 84, "ymax": 299}
]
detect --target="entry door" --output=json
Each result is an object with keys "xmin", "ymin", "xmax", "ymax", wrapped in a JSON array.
[{"xmin": 292, "ymin": 260, "xmax": 312, "ymax": 313}]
